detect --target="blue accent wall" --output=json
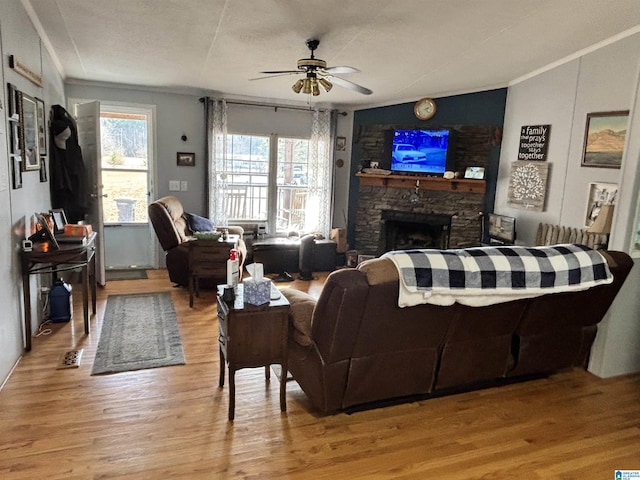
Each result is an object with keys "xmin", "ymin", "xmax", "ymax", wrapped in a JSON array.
[{"xmin": 348, "ymin": 88, "xmax": 508, "ymax": 248}]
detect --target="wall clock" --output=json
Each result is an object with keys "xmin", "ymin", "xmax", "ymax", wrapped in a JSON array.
[{"xmin": 414, "ymin": 97, "xmax": 436, "ymax": 120}]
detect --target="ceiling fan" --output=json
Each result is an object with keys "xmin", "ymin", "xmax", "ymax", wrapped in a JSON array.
[{"xmin": 251, "ymin": 39, "xmax": 372, "ymax": 96}]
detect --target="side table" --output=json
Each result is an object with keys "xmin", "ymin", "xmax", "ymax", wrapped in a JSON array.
[
  {"xmin": 188, "ymin": 234, "xmax": 239, "ymax": 307},
  {"xmin": 216, "ymin": 283, "xmax": 290, "ymax": 421},
  {"xmin": 20, "ymin": 232, "xmax": 97, "ymax": 351}
]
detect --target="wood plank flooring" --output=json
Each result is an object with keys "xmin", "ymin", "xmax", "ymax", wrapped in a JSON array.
[{"xmin": 1, "ymin": 269, "xmax": 639, "ymax": 479}]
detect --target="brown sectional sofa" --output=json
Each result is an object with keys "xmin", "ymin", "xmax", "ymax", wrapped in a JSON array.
[{"xmin": 283, "ymin": 250, "xmax": 633, "ymax": 413}]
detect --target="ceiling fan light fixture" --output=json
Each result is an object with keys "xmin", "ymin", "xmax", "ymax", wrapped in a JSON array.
[
  {"xmin": 302, "ymin": 78, "xmax": 312, "ymax": 94},
  {"xmin": 292, "ymin": 79, "xmax": 304, "ymax": 93},
  {"xmin": 319, "ymin": 78, "xmax": 333, "ymax": 92},
  {"xmin": 311, "ymin": 78, "xmax": 320, "ymax": 96}
]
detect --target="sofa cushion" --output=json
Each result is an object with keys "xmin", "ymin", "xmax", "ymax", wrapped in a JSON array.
[
  {"xmin": 282, "ymin": 288, "xmax": 316, "ymax": 347},
  {"xmin": 185, "ymin": 212, "xmax": 214, "ymax": 233}
]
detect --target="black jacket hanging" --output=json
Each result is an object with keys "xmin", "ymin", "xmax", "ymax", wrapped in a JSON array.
[{"xmin": 49, "ymin": 104, "xmax": 88, "ymax": 223}]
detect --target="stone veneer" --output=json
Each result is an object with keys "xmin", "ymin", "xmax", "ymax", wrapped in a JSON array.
[
  {"xmin": 355, "ymin": 185, "xmax": 484, "ymax": 255},
  {"xmin": 353, "ymin": 124, "xmax": 498, "ymax": 255}
]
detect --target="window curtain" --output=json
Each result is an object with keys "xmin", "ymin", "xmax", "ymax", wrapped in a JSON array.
[
  {"xmin": 307, "ymin": 108, "xmax": 335, "ymax": 237},
  {"xmin": 205, "ymin": 98, "xmax": 229, "ymax": 226}
]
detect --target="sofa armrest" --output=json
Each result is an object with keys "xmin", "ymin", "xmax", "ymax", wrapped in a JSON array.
[
  {"xmin": 282, "ymin": 288, "xmax": 317, "ymax": 347},
  {"xmin": 226, "ymin": 225, "xmax": 245, "ymax": 237}
]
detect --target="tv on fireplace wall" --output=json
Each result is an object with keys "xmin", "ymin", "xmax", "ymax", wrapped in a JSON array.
[{"xmin": 382, "ymin": 128, "xmax": 456, "ymax": 176}]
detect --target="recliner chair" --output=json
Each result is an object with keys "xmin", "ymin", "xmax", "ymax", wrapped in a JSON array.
[{"xmin": 148, "ymin": 196, "xmax": 246, "ymax": 286}]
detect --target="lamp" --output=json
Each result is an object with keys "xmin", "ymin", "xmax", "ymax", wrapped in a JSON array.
[
  {"xmin": 292, "ymin": 74, "xmax": 332, "ymax": 96},
  {"xmin": 302, "ymin": 78, "xmax": 312, "ymax": 94},
  {"xmin": 318, "ymin": 78, "xmax": 333, "ymax": 92},
  {"xmin": 310, "ymin": 78, "xmax": 320, "ymax": 96},
  {"xmin": 587, "ymin": 203, "xmax": 614, "ymax": 249},
  {"xmin": 292, "ymin": 79, "xmax": 304, "ymax": 93},
  {"xmin": 587, "ymin": 204, "xmax": 614, "ymax": 234}
]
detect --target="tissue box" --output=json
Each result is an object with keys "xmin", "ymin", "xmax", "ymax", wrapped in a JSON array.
[{"xmin": 243, "ymin": 278, "xmax": 271, "ymax": 306}]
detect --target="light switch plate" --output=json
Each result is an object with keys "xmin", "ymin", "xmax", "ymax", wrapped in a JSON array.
[
  {"xmin": 169, "ymin": 180, "xmax": 180, "ymax": 191},
  {"xmin": 181, "ymin": 181, "xmax": 188, "ymax": 191}
]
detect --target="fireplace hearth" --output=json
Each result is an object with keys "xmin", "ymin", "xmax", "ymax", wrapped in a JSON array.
[{"xmin": 380, "ymin": 210, "xmax": 452, "ymax": 252}]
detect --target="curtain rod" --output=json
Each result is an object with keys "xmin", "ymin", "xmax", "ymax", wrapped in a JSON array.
[{"xmin": 199, "ymin": 97, "xmax": 347, "ymax": 115}]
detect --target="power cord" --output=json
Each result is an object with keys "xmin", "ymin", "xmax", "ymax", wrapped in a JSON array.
[
  {"xmin": 36, "ymin": 290, "xmax": 52, "ymax": 336},
  {"xmin": 35, "ymin": 319, "xmax": 52, "ymax": 337}
]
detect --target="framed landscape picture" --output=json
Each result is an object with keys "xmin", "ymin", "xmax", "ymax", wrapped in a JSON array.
[{"xmin": 581, "ymin": 111, "xmax": 629, "ymax": 168}]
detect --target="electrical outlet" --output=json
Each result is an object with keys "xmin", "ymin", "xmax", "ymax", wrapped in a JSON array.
[
  {"xmin": 169, "ymin": 180, "xmax": 180, "ymax": 191},
  {"xmin": 40, "ymin": 286, "xmax": 50, "ymax": 294},
  {"xmin": 181, "ymin": 181, "xmax": 188, "ymax": 191}
]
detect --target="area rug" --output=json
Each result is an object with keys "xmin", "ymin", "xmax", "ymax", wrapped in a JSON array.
[
  {"xmin": 91, "ymin": 292, "xmax": 185, "ymax": 375},
  {"xmin": 105, "ymin": 269, "xmax": 148, "ymax": 281}
]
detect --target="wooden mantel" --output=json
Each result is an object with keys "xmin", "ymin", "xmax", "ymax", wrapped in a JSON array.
[{"xmin": 356, "ymin": 172, "xmax": 485, "ymax": 194}]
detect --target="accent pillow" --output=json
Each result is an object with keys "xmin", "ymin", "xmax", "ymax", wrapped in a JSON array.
[
  {"xmin": 282, "ymin": 289, "xmax": 316, "ymax": 347},
  {"xmin": 184, "ymin": 212, "xmax": 214, "ymax": 232}
]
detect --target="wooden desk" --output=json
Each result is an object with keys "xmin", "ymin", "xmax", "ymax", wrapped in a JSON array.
[
  {"xmin": 217, "ymin": 283, "xmax": 290, "ymax": 420},
  {"xmin": 20, "ymin": 232, "xmax": 97, "ymax": 351},
  {"xmin": 188, "ymin": 234, "xmax": 239, "ymax": 307}
]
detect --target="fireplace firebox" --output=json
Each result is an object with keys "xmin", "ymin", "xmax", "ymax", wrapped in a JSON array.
[{"xmin": 379, "ymin": 210, "xmax": 452, "ymax": 253}]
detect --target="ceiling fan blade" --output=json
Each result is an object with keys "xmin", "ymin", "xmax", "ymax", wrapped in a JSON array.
[
  {"xmin": 328, "ymin": 76, "xmax": 373, "ymax": 95},
  {"xmin": 323, "ymin": 66, "xmax": 360, "ymax": 74},
  {"xmin": 250, "ymin": 72, "xmax": 303, "ymax": 81},
  {"xmin": 259, "ymin": 70, "xmax": 302, "ymax": 74}
]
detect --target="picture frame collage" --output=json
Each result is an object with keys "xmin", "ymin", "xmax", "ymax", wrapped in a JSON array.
[{"xmin": 7, "ymin": 83, "xmax": 48, "ymax": 189}]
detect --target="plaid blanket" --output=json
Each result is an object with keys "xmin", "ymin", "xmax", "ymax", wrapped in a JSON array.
[{"xmin": 382, "ymin": 244, "xmax": 613, "ymax": 307}]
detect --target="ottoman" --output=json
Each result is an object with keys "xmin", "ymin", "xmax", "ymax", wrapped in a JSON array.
[{"xmin": 252, "ymin": 237, "xmax": 301, "ymax": 273}]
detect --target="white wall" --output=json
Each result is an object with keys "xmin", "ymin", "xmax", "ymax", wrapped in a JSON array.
[
  {"xmin": 495, "ymin": 33, "xmax": 640, "ymax": 377},
  {"xmin": 66, "ymin": 83, "xmax": 206, "ymax": 213},
  {"xmin": 0, "ymin": 0, "xmax": 66, "ymax": 385}
]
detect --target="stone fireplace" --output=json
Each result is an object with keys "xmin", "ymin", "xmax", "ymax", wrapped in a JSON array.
[
  {"xmin": 380, "ymin": 210, "xmax": 452, "ymax": 251},
  {"xmin": 350, "ymin": 123, "xmax": 500, "ymax": 256},
  {"xmin": 354, "ymin": 178, "xmax": 485, "ymax": 255}
]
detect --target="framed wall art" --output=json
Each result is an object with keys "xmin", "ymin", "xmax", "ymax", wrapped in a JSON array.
[
  {"xmin": 7, "ymin": 83, "xmax": 19, "ymax": 119},
  {"xmin": 18, "ymin": 91, "xmax": 40, "ymax": 171},
  {"xmin": 12, "ymin": 156, "xmax": 22, "ymax": 189},
  {"xmin": 581, "ymin": 111, "xmax": 629, "ymax": 168},
  {"xmin": 50, "ymin": 208, "xmax": 68, "ymax": 233},
  {"xmin": 36, "ymin": 97, "xmax": 46, "ymax": 154},
  {"xmin": 507, "ymin": 161, "xmax": 549, "ymax": 211},
  {"xmin": 177, "ymin": 152, "xmax": 195, "ymax": 166},
  {"xmin": 584, "ymin": 182, "xmax": 618, "ymax": 228}
]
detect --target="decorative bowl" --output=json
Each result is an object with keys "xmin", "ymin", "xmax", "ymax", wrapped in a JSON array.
[{"xmin": 193, "ymin": 231, "xmax": 222, "ymax": 241}]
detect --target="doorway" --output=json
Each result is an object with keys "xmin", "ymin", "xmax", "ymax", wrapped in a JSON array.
[{"xmin": 99, "ymin": 105, "xmax": 156, "ymax": 269}]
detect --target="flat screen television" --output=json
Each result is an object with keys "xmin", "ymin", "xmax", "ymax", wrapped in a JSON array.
[
  {"xmin": 389, "ymin": 128, "xmax": 454, "ymax": 175},
  {"xmin": 487, "ymin": 213, "xmax": 516, "ymax": 245}
]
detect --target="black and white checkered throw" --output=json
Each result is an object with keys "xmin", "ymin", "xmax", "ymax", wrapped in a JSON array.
[{"xmin": 382, "ymin": 244, "xmax": 613, "ymax": 307}]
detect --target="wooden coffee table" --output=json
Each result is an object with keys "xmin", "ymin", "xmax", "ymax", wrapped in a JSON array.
[{"xmin": 216, "ymin": 283, "xmax": 290, "ymax": 420}]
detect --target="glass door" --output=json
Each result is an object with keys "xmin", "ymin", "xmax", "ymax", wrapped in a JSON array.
[{"xmin": 100, "ymin": 105, "xmax": 155, "ymax": 269}]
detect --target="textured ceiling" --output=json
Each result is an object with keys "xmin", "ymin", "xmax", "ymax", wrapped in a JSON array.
[{"xmin": 25, "ymin": 0, "xmax": 640, "ymax": 108}]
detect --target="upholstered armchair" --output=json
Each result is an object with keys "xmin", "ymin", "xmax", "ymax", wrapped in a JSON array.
[{"xmin": 148, "ymin": 196, "xmax": 247, "ymax": 286}]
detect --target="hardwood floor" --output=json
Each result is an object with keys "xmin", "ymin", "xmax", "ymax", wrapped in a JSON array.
[{"xmin": 1, "ymin": 269, "xmax": 639, "ymax": 479}]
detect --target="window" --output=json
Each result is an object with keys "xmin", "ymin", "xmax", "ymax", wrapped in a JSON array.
[
  {"xmin": 100, "ymin": 109, "xmax": 151, "ymax": 224},
  {"xmin": 222, "ymin": 134, "xmax": 311, "ymax": 233},
  {"xmin": 276, "ymin": 137, "xmax": 309, "ymax": 232}
]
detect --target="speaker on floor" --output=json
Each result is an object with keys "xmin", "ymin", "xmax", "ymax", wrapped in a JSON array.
[{"xmin": 298, "ymin": 234, "xmax": 315, "ymax": 281}]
